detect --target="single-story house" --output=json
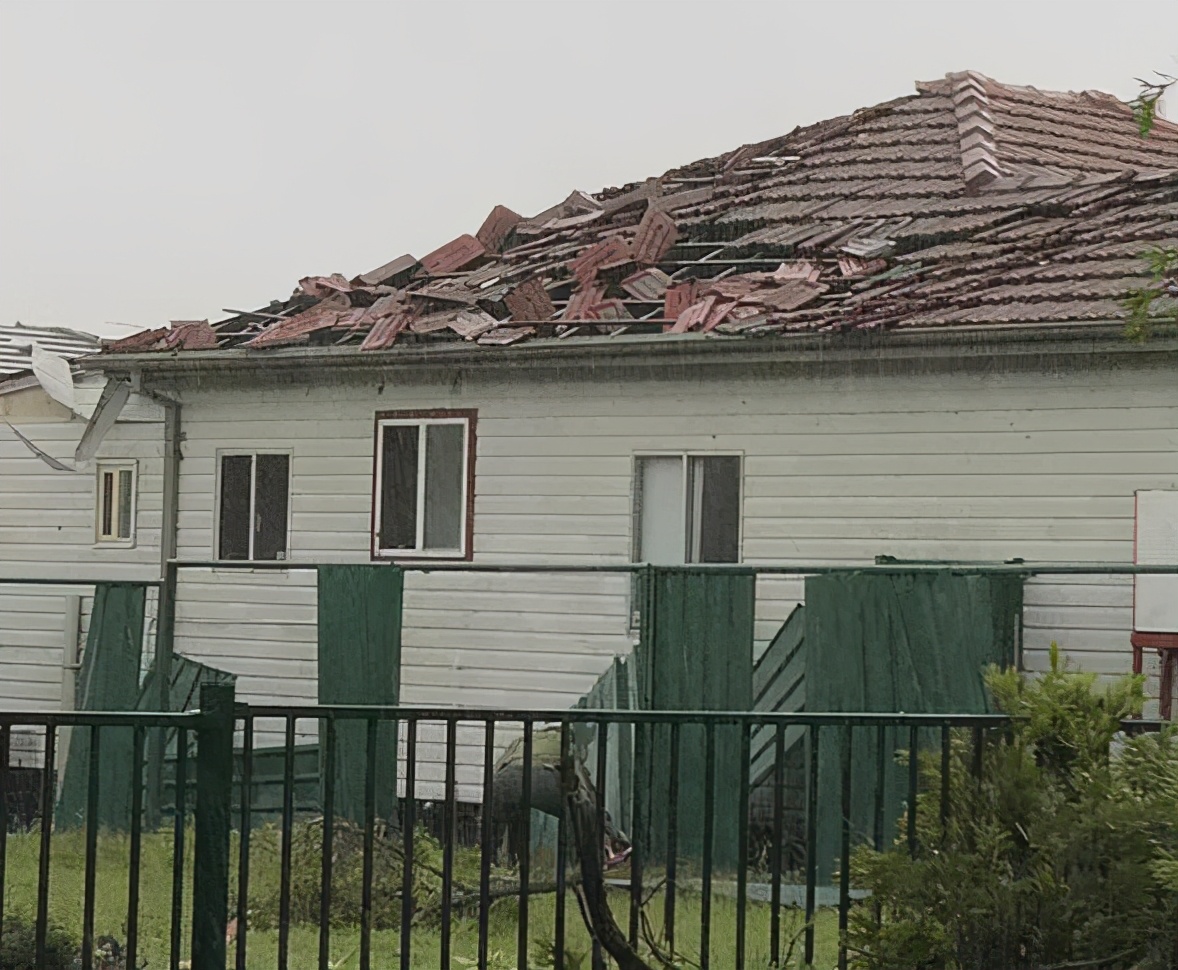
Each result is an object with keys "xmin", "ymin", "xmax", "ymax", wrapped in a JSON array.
[{"xmin": 51, "ymin": 70, "xmax": 1178, "ymax": 787}]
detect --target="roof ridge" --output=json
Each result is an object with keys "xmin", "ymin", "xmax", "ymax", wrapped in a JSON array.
[{"xmin": 948, "ymin": 70, "xmax": 1005, "ymax": 191}]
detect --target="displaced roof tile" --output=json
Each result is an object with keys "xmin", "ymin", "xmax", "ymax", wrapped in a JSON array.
[
  {"xmin": 421, "ymin": 234, "xmax": 486, "ymax": 275},
  {"xmin": 476, "ymin": 205, "xmax": 523, "ymax": 252},
  {"xmin": 632, "ymin": 208, "xmax": 679, "ymax": 265}
]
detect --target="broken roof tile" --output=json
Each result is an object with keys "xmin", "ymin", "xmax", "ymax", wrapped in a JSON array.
[
  {"xmin": 564, "ymin": 281, "xmax": 610, "ymax": 320},
  {"xmin": 476, "ymin": 205, "xmax": 523, "ymax": 252},
  {"xmin": 478, "ymin": 326, "xmax": 535, "ymax": 346},
  {"xmin": 504, "ymin": 277, "xmax": 556, "ymax": 322},
  {"xmin": 632, "ymin": 208, "xmax": 679, "ymax": 265},
  {"xmin": 359, "ymin": 310, "xmax": 412, "ymax": 351},
  {"xmin": 421, "ymin": 234, "xmax": 486, "ymax": 275},
  {"xmin": 664, "ymin": 281, "xmax": 699, "ymax": 322},
  {"xmin": 567, "ymin": 236, "xmax": 633, "ymax": 284},
  {"xmin": 449, "ymin": 309, "xmax": 501, "ymax": 340},
  {"xmin": 357, "ymin": 254, "xmax": 417, "ymax": 286},
  {"xmin": 621, "ymin": 268, "xmax": 672, "ymax": 301}
]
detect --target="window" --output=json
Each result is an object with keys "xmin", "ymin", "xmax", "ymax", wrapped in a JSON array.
[
  {"xmin": 96, "ymin": 462, "xmax": 137, "ymax": 543},
  {"xmin": 632, "ymin": 453, "xmax": 742, "ymax": 625},
  {"xmin": 373, "ymin": 411, "xmax": 475, "ymax": 559},
  {"xmin": 217, "ymin": 452, "xmax": 290, "ymax": 560},
  {"xmin": 633, "ymin": 454, "xmax": 742, "ymax": 565}
]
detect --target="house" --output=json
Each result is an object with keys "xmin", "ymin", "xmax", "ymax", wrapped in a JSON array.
[
  {"xmin": 79, "ymin": 71, "xmax": 1178, "ymax": 790},
  {"xmin": 0, "ymin": 323, "xmax": 164, "ymax": 768}
]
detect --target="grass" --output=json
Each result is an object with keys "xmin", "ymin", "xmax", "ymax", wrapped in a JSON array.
[{"xmin": 1, "ymin": 827, "xmax": 842, "ymax": 968}]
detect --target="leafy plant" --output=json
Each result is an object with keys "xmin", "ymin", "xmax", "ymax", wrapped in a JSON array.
[
  {"xmin": 1130, "ymin": 72, "xmax": 1176, "ymax": 137},
  {"xmin": 1123, "ymin": 245, "xmax": 1178, "ymax": 343},
  {"xmin": 847, "ymin": 645, "xmax": 1178, "ymax": 970},
  {"xmin": 0, "ymin": 911, "xmax": 79, "ymax": 970}
]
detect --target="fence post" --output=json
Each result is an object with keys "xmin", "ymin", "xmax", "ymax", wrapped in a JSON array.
[{"xmin": 192, "ymin": 682, "xmax": 235, "ymax": 970}]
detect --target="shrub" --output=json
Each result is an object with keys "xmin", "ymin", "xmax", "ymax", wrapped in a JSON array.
[
  {"xmin": 848, "ymin": 644, "xmax": 1178, "ymax": 970},
  {"xmin": 0, "ymin": 912, "xmax": 78, "ymax": 970}
]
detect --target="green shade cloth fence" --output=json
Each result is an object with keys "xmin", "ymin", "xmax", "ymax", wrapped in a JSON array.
[
  {"xmin": 57, "ymin": 582, "xmax": 146, "ymax": 830},
  {"xmin": 316, "ymin": 564, "xmax": 403, "ymax": 824}
]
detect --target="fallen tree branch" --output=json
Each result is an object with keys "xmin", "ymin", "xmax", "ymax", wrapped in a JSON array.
[{"xmin": 564, "ymin": 776, "xmax": 655, "ymax": 970}]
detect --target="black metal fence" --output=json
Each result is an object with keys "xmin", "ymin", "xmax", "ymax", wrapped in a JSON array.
[{"xmin": 1, "ymin": 692, "xmax": 1014, "ymax": 970}]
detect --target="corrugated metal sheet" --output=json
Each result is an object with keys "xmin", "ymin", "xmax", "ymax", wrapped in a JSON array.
[{"xmin": 0, "ymin": 323, "xmax": 99, "ymax": 380}]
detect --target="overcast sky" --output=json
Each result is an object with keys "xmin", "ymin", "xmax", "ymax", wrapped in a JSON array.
[{"xmin": 1, "ymin": 1, "xmax": 1176, "ymax": 337}]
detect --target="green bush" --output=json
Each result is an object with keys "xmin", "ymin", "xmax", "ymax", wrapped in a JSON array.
[
  {"xmin": 0, "ymin": 911, "xmax": 78, "ymax": 970},
  {"xmin": 848, "ymin": 644, "xmax": 1178, "ymax": 970}
]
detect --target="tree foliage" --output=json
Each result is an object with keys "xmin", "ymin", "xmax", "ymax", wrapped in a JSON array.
[
  {"xmin": 847, "ymin": 646, "xmax": 1178, "ymax": 970},
  {"xmin": 1124, "ymin": 73, "xmax": 1178, "ymax": 342}
]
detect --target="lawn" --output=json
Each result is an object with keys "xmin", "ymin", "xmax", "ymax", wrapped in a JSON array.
[{"xmin": 1, "ymin": 827, "xmax": 842, "ymax": 968}]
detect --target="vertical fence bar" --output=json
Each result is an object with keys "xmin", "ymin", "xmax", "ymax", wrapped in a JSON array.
[
  {"xmin": 401, "ymin": 718, "xmax": 418, "ymax": 970},
  {"xmin": 940, "ymin": 725, "xmax": 951, "ymax": 843},
  {"xmin": 126, "ymin": 726, "xmax": 146, "ymax": 970},
  {"xmin": 803, "ymin": 724, "xmax": 819, "ymax": 967},
  {"xmin": 699, "ymin": 720, "xmax": 716, "ymax": 970},
  {"xmin": 838, "ymin": 727, "xmax": 853, "ymax": 970},
  {"xmin": 147, "ymin": 561, "xmax": 178, "ymax": 830},
  {"xmin": 769, "ymin": 724, "xmax": 784, "ymax": 966},
  {"xmin": 320, "ymin": 718, "xmax": 337, "ymax": 970},
  {"xmin": 360, "ymin": 719, "xmax": 377, "ymax": 970},
  {"xmin": 0, "ymin": 726, "xmax": 9, "ymax": 936},
  {"xmin": 170, "ymin": 727, "xmax": 188, "ymax": 970},
  {"xmin": 555, "ymin": 722, "xmax": 570, "ymax": 970},
  {"xmin": 478, "ymin": 719, "xmax": 495, "ymax": 970},
  {"xmin": 236, "ymin": 716, "xmax": 254, "ymax": 970},
  {"xmin": 592, "ymin": 721, "xmax": 607, "ymax": 970},
  {"xmin": 517, "ymin": 720, "xmax": 533, "ymax": 970},
  {"xmin": 278, "ymin": 716, "xmax": 296, "ymax": 970},
  {"xmin": 192, "ymin": 684, "xmax": 235, "ymax": 970},
  {"xmin": 665, "ymin": 721, "xmax": 680, "ymax": 956},
  {"xmin": 35, "ymin": 724, "xmax": 56, "ymax": 968},
  {"xmin": 628, "ymin": 714, "xmax": 645, "ymax": 951},
  {"xmin": 82, "ymin": 725, "xmax": 101, "ymax": 970},
  {"xmin": 907, "ymin": 725, "xmax": 919, "ymax": 858},
  {"xmin": 440, "ymin": 719, "xmax": 457, "ymax": 970},
  {"xmin": 735, "ymin": 720, "xmax": 751, "ymax": 970}
]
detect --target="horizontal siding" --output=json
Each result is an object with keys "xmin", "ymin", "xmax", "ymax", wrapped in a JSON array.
[
  {"xmin": 164, "ymin": 362, "xmax": 1177, "ymax": 779},
  {"xmin": 1, "ymin": 405, "xmax": 163, "ymax": 729},
  {"xmin": 0, "ymin": 416, "xmax": 164, "ymax": 579}
]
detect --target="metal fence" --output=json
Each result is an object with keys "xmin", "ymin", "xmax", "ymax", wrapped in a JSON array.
[{"xmin": 1, "ymin": 690, "xmax": 1015, "ymax": 970}]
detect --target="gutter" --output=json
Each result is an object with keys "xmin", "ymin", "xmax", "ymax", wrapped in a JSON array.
[{"xmin": 78, "ymin": 323, "xmax": 1178, "ymax": 381}]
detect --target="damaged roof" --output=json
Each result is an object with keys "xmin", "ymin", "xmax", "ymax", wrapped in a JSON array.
[
  {"xmin": 1, "ymin": 323, "xmax": 101, "ymax": 380},
  {"xmin": 103, "ymin": 71, "xmax": 1178, "ymax": 359}
]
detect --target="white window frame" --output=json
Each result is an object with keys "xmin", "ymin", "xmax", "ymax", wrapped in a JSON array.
[
  {"xmin": 213, "ymin": 449, "xmax": 293, "ymax": 561},
  {"xmin": 95, "ymin": 460, "xmax": 138, "ymax": 546},
  {"xmin": 630, "ymin": 451, "xmax": 744, "ymax": 630},
  {"xmin": 373, "ymin": 416, "xmax": 471, "ymax": 559},
  {"xmin": 631, "ymin": 451, "xmax": 745, "ymax": 564}
]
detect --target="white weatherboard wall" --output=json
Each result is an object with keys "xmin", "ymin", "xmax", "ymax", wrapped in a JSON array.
[
  {"xmin": 164, "ymin": 358, "xmax": 1178, "ymax": 795},
  {"xmin": 0, "ymin": 380, "xmax": 164, "ymax": 763}
]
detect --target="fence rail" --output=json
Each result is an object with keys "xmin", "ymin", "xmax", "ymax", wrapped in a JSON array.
[{"xmin": 1, "ymin": 692, "xmax": 1021, "ymax": 970}]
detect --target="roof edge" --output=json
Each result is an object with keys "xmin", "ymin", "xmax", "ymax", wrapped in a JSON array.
[{"xmin": 80, "ymin": 323, "xmax": 1178, "ymax": 380}]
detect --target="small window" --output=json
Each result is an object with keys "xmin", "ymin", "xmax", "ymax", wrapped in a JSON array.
[
  {"xmin": 632, "ymin": 453, "xmax": 742, "ymax": 625},
  {"xmin": 217, "ymin": 452, "xmax": 290, "ymax": 560},
  {"xmin": 96, "ymin": 462, "xmax": 137, "ymax": 543},
  {"xmin": 374, "ymin": 412, "xmax": 474, "ymax": 558}
]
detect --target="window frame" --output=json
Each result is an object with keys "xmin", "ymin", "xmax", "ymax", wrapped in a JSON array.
[
  {"xmin": 630, "ymin": 451, "xmax": 745, "ymax": 631},
  {"xmin": 213, "ymin": 448, "xmax": 293, "ymax": 562},
  {"xmin": 631, "ymin": 451, "xmax": 745, "ymax": 565},
  {"xmin": 371, "ymin": 409, "xmax": 477, "ymax": 562},
  {"xmin": 94, "ymin": 460, "xmax": 138, "ymax": 546}
]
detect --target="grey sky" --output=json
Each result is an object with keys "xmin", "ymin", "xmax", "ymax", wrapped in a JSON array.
[{"xmin": 2, "ymin": 1, "xmax": 1176, "ymax": 338}]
